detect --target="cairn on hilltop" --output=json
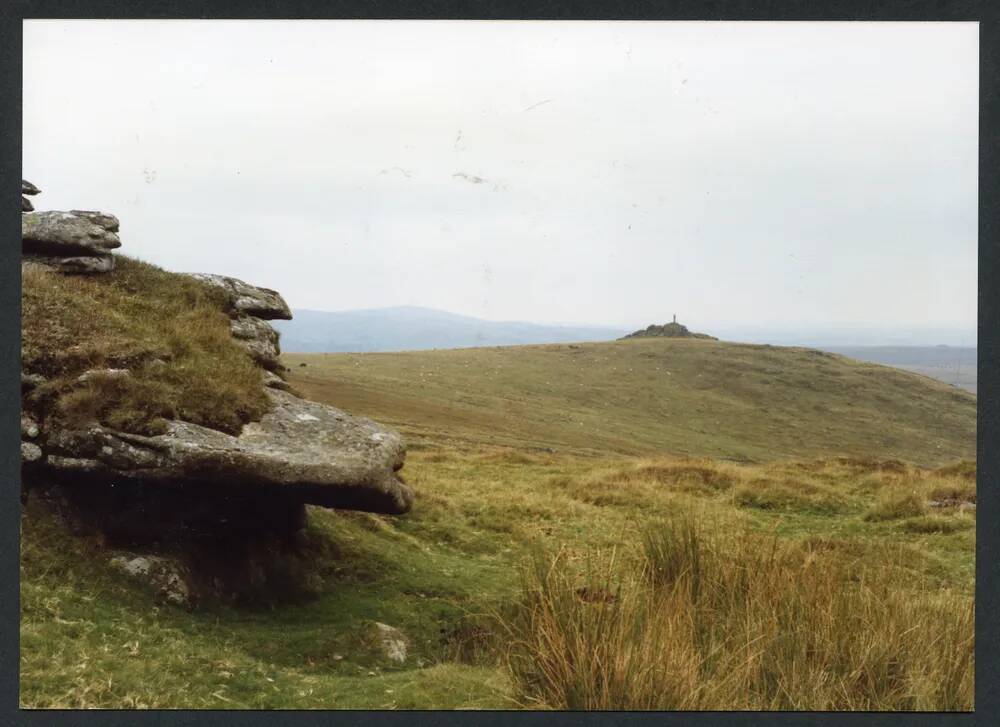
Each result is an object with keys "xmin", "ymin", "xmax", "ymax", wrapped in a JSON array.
[{"xmin": 620, "ymin": 314, "xmax": 717, "ymax": 340}]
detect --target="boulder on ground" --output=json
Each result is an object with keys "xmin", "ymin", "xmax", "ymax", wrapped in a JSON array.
[
  {"xmin": 22, "ymin": 442, "xmax": 42, "ymax": 463},
  {"xmin": 109, "ymin": 554, "xmax": 194, "ymax": 609},
  {"xmin": 371, "ymin": 622, "xmax": 409, "ymax": 664},
  {"xmin": 21, "ymin": 414, "xmax": 39, "ymax": 439},
  {"xmin": 22, "ymin": 210, "xmax": 121, "ymax": 257},
  {"xmin": 187, "ymin": 273, "xmax": 292, "ymax": 320},
  {"xmin": 22, "ymin": 196, "xmax": 33, "ymax": 212},
  {"xmin": 40, "ymin": 388, "xmax": 412, "ymax": 514},
  {"xmin": 76, "ymin": 368, "xmax": 131, "ymax": 385}
]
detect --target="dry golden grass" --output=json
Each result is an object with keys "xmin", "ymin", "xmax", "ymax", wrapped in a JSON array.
[
  {"xmin": 501, "ymin": 514, "xmax": 974, "ymax": 711},
  {"xmin": 285, "ymin": 339, "xmax": 976, "ymax": 467},
  {"xmin": 22, "ymin": 257, "xmax": 268, "ymax": 434},
  {"xmin": 21, "ymin": 447, "xmax": 975, "ymax": 709}
]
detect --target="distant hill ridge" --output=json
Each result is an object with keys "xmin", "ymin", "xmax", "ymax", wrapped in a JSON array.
[{"xmin": 273, "ymin": 306, "xmax": 629, "ymax": 352}]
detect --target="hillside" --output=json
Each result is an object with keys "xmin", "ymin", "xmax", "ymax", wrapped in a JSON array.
[
  {"xmin": 270, "ymin": 306, "xmax": 628, "ymax": 352},
  {"xmin": 284, "ymin": 337, "xmax": 976, "ymax": 467},
  {"xmin": 821, "ymin": 346, "xmax": 977, "ymax": 394}
]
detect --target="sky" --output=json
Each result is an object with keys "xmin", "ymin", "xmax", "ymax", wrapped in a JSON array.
[{"xmin": 22, "ymin": 20, "xmax": 978, "ymax": 344}]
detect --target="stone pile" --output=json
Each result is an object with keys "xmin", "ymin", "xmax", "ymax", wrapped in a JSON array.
[{"xmin": 620, "ymin": 319, "xmax": 717, "ymax": 341}]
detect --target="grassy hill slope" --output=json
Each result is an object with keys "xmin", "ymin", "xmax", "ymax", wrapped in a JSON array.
[
  {"xmin": 21, "ymin": 332, "xmax": 977, "ymax": 709},
  {"xmin": 284, "ymin": 338, "xmax": 975, "ymax": 466}
]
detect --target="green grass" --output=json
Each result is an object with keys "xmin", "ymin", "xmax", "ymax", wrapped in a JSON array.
[
  {"xmin": 20, "ymin": 329, "xmax": 976, "ymax": 709},
  {"xmin": 283, "ymin": 339, "xmax": 974, "ymax": 466},
  {"xmin": 21, "ymin": 257, "xmax": 267, "ymax": 434},
  {"xmin": 21, "ymin": 449, "xmax": 975, "ymax": 708}
]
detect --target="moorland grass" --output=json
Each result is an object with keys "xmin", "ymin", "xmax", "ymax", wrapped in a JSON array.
[
  {"xmin": 19, "ymin": 321, "xmax": 976, "ymax": 709},
  {"xmin": 21, "ymin": 257, "xmax": 268, "ymax": 434},
  {"xmin": 21, "ymin": 450, "xmax": 975, "ymax": 709},
  {"xmin": 284, "ymin": 340, "xmax": 975, "ymax": 466},
  {"xmin": 502, "ymin": 514, "xmax": 973, "ymax": 710}
]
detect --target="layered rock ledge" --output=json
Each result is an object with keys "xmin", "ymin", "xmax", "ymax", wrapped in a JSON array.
[
  {"xmin": 22, "ymin": 209, "xmax": 122, "ymax": 273},
  {"xmin": 22, "ymin": 180, "xmax": 413, "ymax": 556},
  {"xmin": 186, "ymin": 273, "xmax": 293, "ymax": 320},
  {"xmin": 40, "ymin": 388, "xmax": 412, "ymax": 515}
]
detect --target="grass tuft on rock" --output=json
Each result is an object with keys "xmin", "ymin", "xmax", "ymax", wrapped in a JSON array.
[{"xmin": 22, "ymin": 256, "xmax": 269, "ymax": 435}]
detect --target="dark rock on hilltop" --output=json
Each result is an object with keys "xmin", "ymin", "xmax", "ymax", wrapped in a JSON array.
[{"xmin": 620, "ymin": 320, "xmax": 717, "ymax": 340}]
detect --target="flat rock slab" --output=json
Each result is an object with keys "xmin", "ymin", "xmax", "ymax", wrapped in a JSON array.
[
  {"xmin": 187, "ymin": 273, "xmax": 292, "ymax": 320},
  {"xmin": 23, "ymin": 253, "xmax": 115, "ymax": 274},
  {"xmin": 42, "ymin": 389, "xmax": 412, "ymax": 514},
  {"xmin": 22, "ymin": 210, "xmax": 121, "ymax": 257},
  {"xmin": 70, "ymin": 210, "xmax": 120, "ymax": 233}
]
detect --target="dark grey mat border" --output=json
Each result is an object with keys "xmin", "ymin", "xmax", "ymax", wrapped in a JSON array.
[{"xmin": 1, "ymin": 2, "xmax": 996, "ymax": 726}]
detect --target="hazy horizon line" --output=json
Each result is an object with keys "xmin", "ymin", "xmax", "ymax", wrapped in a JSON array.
[{"xmin": 286, "ymin": 303, "xmax": 976, "ymax": 338}]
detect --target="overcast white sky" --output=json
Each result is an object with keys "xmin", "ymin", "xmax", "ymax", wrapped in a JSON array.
[{"xmin": 23, "ymin": 20, "xmax": 978, "ymax": 340}]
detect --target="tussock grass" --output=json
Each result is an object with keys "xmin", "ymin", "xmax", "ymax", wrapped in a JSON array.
[
  {"xmin": 926, "ymin": 480, "xmax": 977, "ymax": 505},
  {"xmin": 934, "ymin": 461, "xmax": 976, "ymax": 480},
  {"xmin": 865, "ymin": 491, "xmax": 928, "ymax": 522},
  {"xmin": 501, "ymin": 515, "xmax": 974, "ymax": 710},
  {"xmin": 733, "ymin": 477, "xmax": 849, "ymax": 515},
  {"xmin": 901, "ymin": 515, "xmax": 975, "ymax": 535},
  {"xmin": 563, "ymin": 459, "xmax": 738, "ymax": 507},
  {"xmin": 22, "ymin": 257, "xmax": 268, "ymax": 434},
  {"xmin": 22, "ymin": 450, "xmax": 976, "ymax": 709}
]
